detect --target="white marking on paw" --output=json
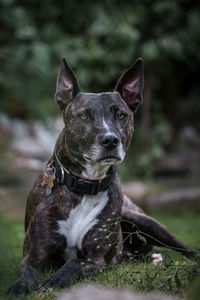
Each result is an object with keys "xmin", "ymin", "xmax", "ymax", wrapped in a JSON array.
[{"xmin": 151, "ymin": 253, "xmax": 163, "ymax": 265}]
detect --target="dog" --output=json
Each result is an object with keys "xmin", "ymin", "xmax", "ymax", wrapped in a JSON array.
[{"xmin": 8, "ymin": 57, "xmax": 193, "ymax": 295}]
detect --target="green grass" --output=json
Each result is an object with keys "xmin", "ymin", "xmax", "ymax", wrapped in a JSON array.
[{"xmin": 0, "ymin": 211, "xmax": 200, "ymax": 300}]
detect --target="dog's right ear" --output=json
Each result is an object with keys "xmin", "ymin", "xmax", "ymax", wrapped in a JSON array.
[
  {"xmin": 54, "ymin": 57, "xmax": 81, "ymax": 110},
  {"xmin": 114, "ymin": 58, "xmax": 144, "ymax": 113}
]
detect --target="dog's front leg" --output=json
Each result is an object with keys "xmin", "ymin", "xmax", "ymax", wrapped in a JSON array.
[
  {"xmin": 7, "ymin": 254, "xmax": 43, "ymax": 295},
  {"xmin": 7, "ymin": 212, "xmax": 64, "ymax": 295},
  {"xmin": 38, "ymin": 226, "xmax": 122, "ymax": 291},
  {"xmin": 38, "ymin": 257, "xmax": 103, "ymax": 291}
]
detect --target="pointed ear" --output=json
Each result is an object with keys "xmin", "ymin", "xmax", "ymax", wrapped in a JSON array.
[
  {"xmin": 114, "ymin": 58, "xmax": 144, "ymax": 112},
  {"xmin": 54, "ymin": 57, "xmax": 81, "ymax": 110}
]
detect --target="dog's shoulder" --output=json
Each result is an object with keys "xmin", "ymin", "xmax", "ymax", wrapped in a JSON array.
[{"xmin": 24, "ymin": 171, "xmax": 77, "ymax": 231}]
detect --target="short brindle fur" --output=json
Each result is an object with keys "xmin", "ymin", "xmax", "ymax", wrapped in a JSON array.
[{"xmin": 8, "ymin": 57, "xmax": 193, "ymax": 295}]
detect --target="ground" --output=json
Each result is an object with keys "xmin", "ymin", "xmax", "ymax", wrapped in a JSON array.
[{"xmin": 1, "ymin": 210, "xmax": 200, "ymax": 300}]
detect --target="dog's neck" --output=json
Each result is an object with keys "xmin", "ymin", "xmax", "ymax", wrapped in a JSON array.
[
  {"xmin": 81, "ymin": 163, "xmax": 112, "ymax": 180},
  {"xmin": 54, "ymin": 129, "xmax": 114, "ymax": 180}
]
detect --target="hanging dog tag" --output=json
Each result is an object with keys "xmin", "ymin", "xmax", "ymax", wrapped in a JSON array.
[
  {"xmin": 41, "ymin": 165, "xmax": 56, "ymax": 196},
  {"xmin": 45, "ymin": 184, "xmax": 52, "ymax": 197}
]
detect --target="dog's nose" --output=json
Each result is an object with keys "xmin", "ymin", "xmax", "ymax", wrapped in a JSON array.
[{"xmin": 100, "ymin": 135, "xmax": 119, "ymax": 150}]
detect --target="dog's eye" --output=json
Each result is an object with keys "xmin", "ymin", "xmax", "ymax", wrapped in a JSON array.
[
  {"xmin": 117, "ymin": 112, "xmax": 126, "ymax": 120},
  {"xmin": 80, "ymin": 113, "xmax": 89, "ymax": 120}
]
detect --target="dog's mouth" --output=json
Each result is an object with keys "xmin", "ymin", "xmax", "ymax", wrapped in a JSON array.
[
  {"xmin": 98, "ymin": 155, "xmax": 121, "ymax": 163},
  {"xmin": 84, "ymin": 154, "xmax": 121, "ymax": 164}
]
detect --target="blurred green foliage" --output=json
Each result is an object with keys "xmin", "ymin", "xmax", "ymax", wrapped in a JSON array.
[
  {"xmin": 1, "ymin": 0, "xmax": 200, "ymax": 118},
  {"xmin": 0, "ymin": 0, "xmax": 200, "ymax": 177}
]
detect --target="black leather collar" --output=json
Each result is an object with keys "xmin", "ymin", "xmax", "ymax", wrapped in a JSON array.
[{"xmin": 52, "ymin": 152, "xmax": 116, "ymax": 195}]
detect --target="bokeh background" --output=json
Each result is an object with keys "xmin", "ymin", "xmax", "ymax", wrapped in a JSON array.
[
  {"xmin": 1, "ymin": 1, "xmax": 200, "ymax": 298},
  {"xmin": 0, "ymin": 0, "xmax": 200, "ymax": 217}
]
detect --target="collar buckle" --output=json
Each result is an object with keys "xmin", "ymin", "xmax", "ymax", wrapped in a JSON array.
[{"xmin": 57, "ymin": 165, "xmax": 65, "ymax": 184}]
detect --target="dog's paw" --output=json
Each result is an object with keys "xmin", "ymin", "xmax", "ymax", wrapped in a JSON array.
[
  {"xmin": 7, "ymin": 279, "xmax": 36, "ymax": 295},
  {"xmin": 151, "ymin": 253, "xmax": 163, "ymax": 265},
  {"xmin": 38, "ymin": 274, "xmax": 69, "ymax": 292}
]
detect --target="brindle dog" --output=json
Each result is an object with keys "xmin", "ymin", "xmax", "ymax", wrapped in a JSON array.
[{"xmin": 8, "ymin": 58, "xmax": 193, "ymax": 295}]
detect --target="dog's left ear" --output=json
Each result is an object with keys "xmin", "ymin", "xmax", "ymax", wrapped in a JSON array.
[
  {"xmin": 114, "ymin": 58, "xmax": 144, "ymax": 112},
  {"xmin": 54, "ymin": 57, "xmax": 81, "ymax": 110}
]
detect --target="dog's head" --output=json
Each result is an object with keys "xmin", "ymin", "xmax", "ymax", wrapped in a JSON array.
[{"xmin": 55, "ymin": 58, "xmax": 143, "ymax": 178}]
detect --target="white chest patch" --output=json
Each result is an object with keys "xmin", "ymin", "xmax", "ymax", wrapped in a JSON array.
[{"xmin": 57, "ymin": 191, "xmax": 109, "ymax": 258}]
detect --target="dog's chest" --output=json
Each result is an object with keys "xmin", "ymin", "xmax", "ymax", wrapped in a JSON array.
[{"xmin": 57, "ymin": 191, "xmax": 108, "ymax": 259}]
